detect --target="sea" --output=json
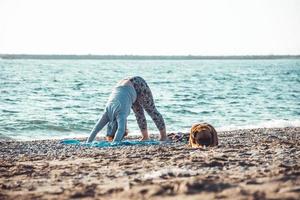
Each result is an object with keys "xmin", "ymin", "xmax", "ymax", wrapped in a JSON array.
[{"xmin": 0, "ymin": 58, "xmax": 299, "ymax": 140}]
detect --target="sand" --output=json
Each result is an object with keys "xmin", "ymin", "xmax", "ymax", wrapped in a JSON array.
[{"xmin": 0, "ymin": 127, "xmax": 299, "ymax": 200}]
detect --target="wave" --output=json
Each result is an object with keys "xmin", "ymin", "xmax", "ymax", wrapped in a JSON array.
[
  {"xmin": 217, "ymin": 119, "xmax": 300, "ymax": 132},
  {"xmin": 0, "ymin": 133, "xmax": 13, "ymax": 141}
]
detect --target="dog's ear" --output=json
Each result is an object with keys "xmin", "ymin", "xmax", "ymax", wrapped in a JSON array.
[
  {"xmin": 206, "ymin": 124, "xmax": 218, "ymax": 146},
  {"xmin": 189, "ymin": 123, "xmax": 199, "ymax": 147},
  {"xmin": 189, "ymin": 133, "xmax": 197, "ymax": 147},
  {"xmin": 191, "ymin": 124, "xmax": 199, "ymax": 133}
]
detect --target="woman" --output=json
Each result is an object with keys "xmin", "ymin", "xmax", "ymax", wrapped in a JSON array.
[{"xmin": 87, "ymin": 76, "xmax": 167, "ymax": 142}]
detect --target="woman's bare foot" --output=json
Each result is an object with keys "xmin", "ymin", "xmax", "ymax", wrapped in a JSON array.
[
  {"xmin": 140, "ymin": 129, "xmax": 149, "ymax": 141},
  {"xmin": 159, "ymin": 128, "xmax": 168, "ymax": 141},
  {"xmin": 159, "ymin": 136, "xmax": 168, "ymax": 141},
  {"xmin": 140, "ymin": 136, "xmax": 150, "ymax": 141}
]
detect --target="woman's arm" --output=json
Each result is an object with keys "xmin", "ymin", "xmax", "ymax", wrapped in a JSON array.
[
  {"xmin": 86, "ymin": 112, "xmax": 109, "ymax": 143},
  {"xmin": 112, "ymin": 114, "xmax": 127, "ymax": 142}
]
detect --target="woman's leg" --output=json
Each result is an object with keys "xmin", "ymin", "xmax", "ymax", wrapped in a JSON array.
[
  {"xmin": 130, "ymin": 77, "xmax": 149, "ymax": 139},
  {"xmin": 141, "ymin": 92, "xmax": 167, "ymax": 141},
  {"xmin": 132, "ymin": 101, "xmax": 149, "ymax": 140},
  {"xmin": 130, "ymin": 77, "xmax": 167, "ymax": 140}
]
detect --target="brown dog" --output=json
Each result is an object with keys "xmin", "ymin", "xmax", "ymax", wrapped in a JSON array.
[{"xmin": 189, "ymin": 123, "xmax": 218, "ymax": 148}]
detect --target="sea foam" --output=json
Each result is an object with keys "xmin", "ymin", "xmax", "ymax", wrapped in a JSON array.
[{"xmin": 217, "ymin": 119, "xmax": 300, "ymax": 132}]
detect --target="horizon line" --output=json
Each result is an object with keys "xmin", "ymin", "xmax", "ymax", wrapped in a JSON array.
[{"xmin": 1, "ymin": 54, "xmax": 300, "ymax": 60}]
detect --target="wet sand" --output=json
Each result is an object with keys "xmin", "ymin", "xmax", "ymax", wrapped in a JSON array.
[{"xmin": 0, "ymin": 127, "xmax": 299, "ymax": 200}]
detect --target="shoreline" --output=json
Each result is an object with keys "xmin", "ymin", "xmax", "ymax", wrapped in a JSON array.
[
  {"xmin": 3, "ymin": 120, "xmax": 300, "ymax": 142},
  {"xmin": 1, "ymin": 127, "xmax": 299, "ymax": 199}
]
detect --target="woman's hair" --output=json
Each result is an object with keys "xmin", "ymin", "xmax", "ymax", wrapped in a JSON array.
[{"xmin": 106, "ymin": 127, "xmax": 128, "ymax": 142}]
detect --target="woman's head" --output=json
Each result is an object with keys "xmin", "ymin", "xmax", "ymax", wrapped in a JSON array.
[
  {"xmin": 107, "ymin": 120, "xmax": 118, "ymax": 136},
  {"xmin": 106, "ymin": 120, "xmax": 128, "ymax": 142}
]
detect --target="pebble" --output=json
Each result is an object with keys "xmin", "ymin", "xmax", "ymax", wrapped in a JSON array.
[{"xmin": 0, "ymin": 127, "xmax": 299, "ymax": 200}]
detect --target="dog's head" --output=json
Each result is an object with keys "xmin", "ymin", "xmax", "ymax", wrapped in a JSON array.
[{"xmin": 189, "ymin": 123, "xmax": 218, "ymax": 148}]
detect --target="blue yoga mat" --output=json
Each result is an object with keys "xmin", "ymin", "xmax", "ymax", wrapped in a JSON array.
[{"xmin": 61, "ymin": 139, "xmax": 160, "ymax": 148}]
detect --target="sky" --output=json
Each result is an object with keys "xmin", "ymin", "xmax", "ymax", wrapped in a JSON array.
[{"xmin": 0, "ymin": 0, "xmax": 299, "ymax": 55}]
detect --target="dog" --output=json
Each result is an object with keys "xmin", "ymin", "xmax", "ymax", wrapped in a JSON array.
[{"xmin": 189, "ymin": 123, "xmax": 218, "ymax": 148}]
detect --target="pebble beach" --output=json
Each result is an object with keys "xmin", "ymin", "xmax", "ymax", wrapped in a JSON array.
[{"xmin": 1, "ymin": 127, "xmax": 299, "ymax": 200}]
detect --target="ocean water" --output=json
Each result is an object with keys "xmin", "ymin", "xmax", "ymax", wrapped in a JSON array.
[{"xmin": 0, "ymin": 59, "xmax": 299, "ymax": 140}]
